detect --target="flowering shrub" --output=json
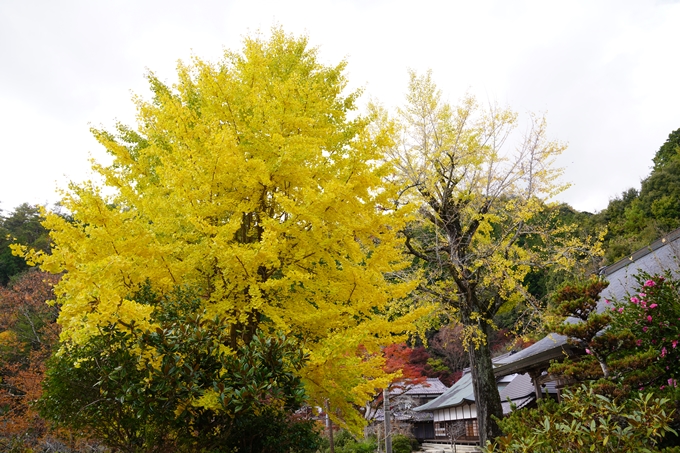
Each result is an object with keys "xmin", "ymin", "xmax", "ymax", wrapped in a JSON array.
[
  {"xmin": 546, "ymin": 272, "xmax": 680, "ymax": 398},
  {"xmin": 484, "ymin": 271, "xmax": 680, "ymax": 453},
  {"xmin": 611, "ymin": 272, "xmax": 680, "ymax": 391}
]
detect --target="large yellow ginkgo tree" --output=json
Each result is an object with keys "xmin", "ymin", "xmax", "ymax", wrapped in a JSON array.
[{"xmin": 19, "ymin": 29, "xmax": 428, "ymax": 432}]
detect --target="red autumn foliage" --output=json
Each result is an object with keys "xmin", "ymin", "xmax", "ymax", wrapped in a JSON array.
[
  {"xmin": 382, "ymin": 343, "xmax": 428, "ymax": 385},
  {"xmin": 0, "ymin": 270, "xmax": 60, "ymax": 446},
  {"xmin": 383, "ymin": 343, "xmax": 457, "ymax": 387}
]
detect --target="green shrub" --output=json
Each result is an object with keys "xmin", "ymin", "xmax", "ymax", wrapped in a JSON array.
[
  {"xmin": 322, "ymin": 430, "xmax": 377, "ymax": 453},
  {"xmin": 345, "ymin": 439, "xmax": 377, "ymax": 453},
  {"xmin": 484, "ymin": 384, "xmax": 677, "ymax": 453},
  {"xmin": 391, "ymin": 434, "xmax": 413, "ymax": 453},
  {"xmin": 333, "ymin": 430, "xmax": 355, "ymax": 448}
]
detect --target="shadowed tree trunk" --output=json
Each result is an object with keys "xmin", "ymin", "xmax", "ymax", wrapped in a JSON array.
[{"xmin": 464, "ymin": 315, "xmax": 503, "ymax": 442}]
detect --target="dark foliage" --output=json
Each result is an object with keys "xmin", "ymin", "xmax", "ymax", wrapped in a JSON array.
[
  {"xmin": 38, "ymin": 285, "xmax": 321, "ymax": 453},
  {"xmin": 0, "ymin": 204, "xmax": 50, "ymax": 286}
]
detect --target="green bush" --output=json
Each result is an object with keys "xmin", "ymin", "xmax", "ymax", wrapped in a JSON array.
[
  {"xmin": 321, "ymin": 430, "xmax": 377, "ymax": 453},
  {"xmin": 333, "ymin": 430, "xmax": 355, "ymax": 448},
  {"xmin": 345, "ymin": 440, "xmax": 378, "ymax": 453},
  {"xmin": 483, "ymin": 384, "xmax": 677, "ymax": 453},
  {"xmin": 320, "ymin": 431, "xmax": 415, "ymax": 453},
  {"xmin": 391, "ymin": 434, "xmax": 413, "ymax": 453}
]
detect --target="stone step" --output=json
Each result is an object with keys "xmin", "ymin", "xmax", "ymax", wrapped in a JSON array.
[
  {"xmin": 418, "ymin": 443, "xmax": 481, "ymax": 453},
  {"xmin": 418, "ymin": 446, "xmax": 480, "ymax": 453}
]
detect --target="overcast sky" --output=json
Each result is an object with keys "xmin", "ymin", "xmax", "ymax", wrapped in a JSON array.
[{"xmin": 1, "ymin": 0, "xmax": 679, "ymax": 214}]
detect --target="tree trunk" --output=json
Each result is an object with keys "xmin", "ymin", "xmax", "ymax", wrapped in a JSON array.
[{"xmin": 466, "ymin": 318, "xmax": 503, "ymax": 446}]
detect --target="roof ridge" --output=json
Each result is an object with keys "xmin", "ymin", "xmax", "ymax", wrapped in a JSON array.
[{"xmin": 603, "ymin": 227, "xmax": 680, "ymax": 276}]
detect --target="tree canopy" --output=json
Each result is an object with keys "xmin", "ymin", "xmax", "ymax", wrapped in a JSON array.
[
  {"xmin": 390, "ymin": 70, "xmax": 599, "ymax": 443},
  {"xmin": 652, "ymin": 128, "xmax": 680, "ymax": 171},
  {"xmin": 16, "ymin": 29, "xmax": 429, "ymax": 434},
  {"xmin": 0, "ymin": 203, "xmax": 49, "ymax": 286}
]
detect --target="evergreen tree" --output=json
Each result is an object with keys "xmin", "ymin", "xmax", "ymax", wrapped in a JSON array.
[{"xmin": 0, "ymin": 204, "xmax": 49, "ymax": 286}]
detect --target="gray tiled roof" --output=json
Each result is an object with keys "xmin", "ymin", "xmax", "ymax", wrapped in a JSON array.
[
  {"xmin": 389, "ymin": 377, "xmax": 448, "ymax": 397},
  {"xmin": 413, "ymin": 372, "xmax": 557, "ymax": 414},
  {"xmin": 413, "ymin": 373, "xmax": 474, "ymax": 412},
  {"xmin": 599, "ymin": 228, "xmax": 680, "ymax": 307},
  {"xmin": 373, "ymin": 408, "xmax": 434, "ymax": 422},
  {"xmin": 403, "ymin": 377, "xmax": 449, "ymax": 395},
  {"xmin": 493, "ymin": 334, "xmax": 572, "ymax": 376},
  {"xmin": 498, "ymin": 373, "xmax": 557, "ymax": 414}
]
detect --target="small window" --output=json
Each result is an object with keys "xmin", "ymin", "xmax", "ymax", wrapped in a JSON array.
[{"xmin": 466, "ymin": 419, "xmax": 478, "ymax": 437}]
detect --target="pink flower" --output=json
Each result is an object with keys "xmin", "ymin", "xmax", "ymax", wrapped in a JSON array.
[
  {"xmin": 639, "ymin": 292, "xmax": 647, "ymax": 298},
  {"xmin": 641, "ymin": 301, "xmax": 647, "ymax": 308},
  {"xmin": 618, "ymin": 307, "xmax": 624, "ymax": 313},
  {"xmin": 661, "ymin": 347, "xmax": 668, "ymax": 357},
  {"xmin": 631, "ymin": 296, "xmax": 639, "ymax": 304},
  {"xmin": 650, "ymin": 303, "xmax": 658, "ymax": 309},
  {"xmin": 585, "ymin": 348, "xmax": 592, "ymax": 355},
  {"xmin": 643, "ymin": 327, "xmax": 648, "ymax": 332},
  {"xmin": 636, "ymin": 339, "xmax": 643, "ymax": 346},
  {"xmin": 605, "ymin": 299, "xmax": 610, "ymax": 304},
  {"xmin": 673, "ymin": 340, "xmax": 678, "ymax": 349},
  {"xmin": 668, "ymin": 378, "xmax": 677, "ymax": 388},
  {"xmin": 644, "ymin": 279, "xmax": 656, "ymax": 287},
  {"xmin": 647, "ymin": 315, "xmax": 653, "ymax": 322}
]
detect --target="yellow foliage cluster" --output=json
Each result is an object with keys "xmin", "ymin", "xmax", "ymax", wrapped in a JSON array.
[
  {"xmin": 393, "ymin": 70, "xmax": 603, "ymax": 334},
  {"xmin": 16, "ymin": 30, "xmax": 432, "ymax": 433}
]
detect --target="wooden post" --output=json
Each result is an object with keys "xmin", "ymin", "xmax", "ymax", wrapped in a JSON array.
[
  {"xmin": 384, "ymin": 388, "xmax": 392, "ymax": 453},
  {"xmin": 326, "ymin": 401, "xmax": 335, "ymax": 453},
  {"xmin": 528, "ymin": 369, "xmax": 543, "ymax": 400}
]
